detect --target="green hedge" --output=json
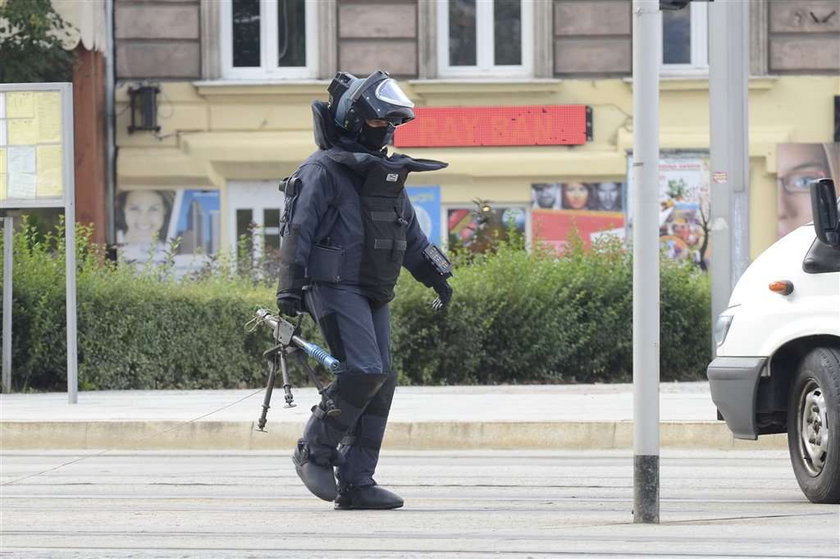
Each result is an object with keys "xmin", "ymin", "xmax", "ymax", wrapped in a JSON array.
[
  {"xmin": 391, "ymin": 236, "xmax": 711, "ymax": 385},
  {"xmin": 1, "ymin": 221, "xmax": 711, "ymax": 391},
  {"xmin": 1, "ymin": 220, "xmax": 288, "ymax": 391}
]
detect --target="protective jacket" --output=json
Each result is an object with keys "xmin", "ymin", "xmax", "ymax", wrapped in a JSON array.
[{"xmin": 277, "ymin": 102, "xmax": 447, "ymax": 305}]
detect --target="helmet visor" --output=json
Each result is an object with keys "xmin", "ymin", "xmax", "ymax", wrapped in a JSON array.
[{"xmin": 375, "ymin": 79, "xmax": 414, "ymax": 108}]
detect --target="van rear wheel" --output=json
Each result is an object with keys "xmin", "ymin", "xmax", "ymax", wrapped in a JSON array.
[{"xmin": 787, "ymin": 347, "xmax": 840, "ymax": 504}]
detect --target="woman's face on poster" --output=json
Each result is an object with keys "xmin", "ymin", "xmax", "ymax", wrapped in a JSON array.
[
  {"xmin": 777, "ymin": 144, "xmax": 829, "ymax": 238},
  {"xmin": 562, "ymin": 182, "xmax": 589, "ymax": 210},
  {"xmin": 124, "ymin": 190, "xmax": 166, "ymax": 243}
]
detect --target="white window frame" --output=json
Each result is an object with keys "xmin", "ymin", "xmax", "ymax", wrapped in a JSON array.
[
  {"xmin": 227, "ymin": 181, "xmax": 285, "ymax": 264},
  {"xmin": 220, "ymin": 0, "xmax": 318, "ymax": 80},
  {"xmin": 661, "ymin": 2, "xmax": 708, "ymax": 75},
  {"xmin": 436, "ymin": 0, "xmax": 533, "ymax": 79}
]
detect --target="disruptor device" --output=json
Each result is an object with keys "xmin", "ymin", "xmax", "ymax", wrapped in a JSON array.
[{"xmin": 248, "ymin": 308, "xmax": 343, "ymax": 431}]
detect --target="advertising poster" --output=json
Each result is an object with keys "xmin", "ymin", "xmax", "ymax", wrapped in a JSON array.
[
  {"xmin": 448, "ymin": 204, "xmax": 527, "ymax": 252},
  {"xmin": 115, "ymin": 188, "xmax": 220, "ymax": 274},
  {"xmin": 657, "ymin": 159, "xmax": 710, "ymax": 267},
  {"xmin": 626, "ymin": 155, "xmax": 711, "ymax": 267},
  {"xmin": 777, "ymin": 143, "xmax": 840, "ymax": 238},
  {"xmin": 530, "ymin": 182, "xmax": 626, "ymax": 252},
  {"xmin": 406, "ymin": 186, "xmax": 441, "ymax": 246}
]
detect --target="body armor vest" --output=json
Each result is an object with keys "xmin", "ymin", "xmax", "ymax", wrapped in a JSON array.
[{"xmin": 357, "ymin": 166, "xmax": 410, "ymax": 304}]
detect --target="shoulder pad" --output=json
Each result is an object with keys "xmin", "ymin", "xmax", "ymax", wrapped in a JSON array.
[{"xmin": 280, "ymin": 175, "xmax": 302, "ymax": 197}]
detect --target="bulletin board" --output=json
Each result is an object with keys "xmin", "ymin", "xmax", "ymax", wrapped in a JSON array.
[
  {"xmin": 1, "ymin": 82, "xmax": 77, "ymax": 403},
  {"xmin": 0, "ymin": 83, "xmax": 73, "ymax": 209}
]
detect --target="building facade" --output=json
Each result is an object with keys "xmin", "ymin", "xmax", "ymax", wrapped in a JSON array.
[{"xmin": 111, "ymin": 0, "xmax": 840, "ymax": 268}]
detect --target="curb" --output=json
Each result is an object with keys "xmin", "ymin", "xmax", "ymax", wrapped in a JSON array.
[{"xmin": 0, "ymin": 420, "xmax": 788, "ymax": 451}]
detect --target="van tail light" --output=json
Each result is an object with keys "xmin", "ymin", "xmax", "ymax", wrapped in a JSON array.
[{"xmin": 769, "ymin": 280, "xmax": 794, "ymax": 295}]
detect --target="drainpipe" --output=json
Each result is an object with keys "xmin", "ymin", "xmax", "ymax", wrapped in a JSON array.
[{"xmin": 105, "ymin": 0, "xmax": 116, "ymax": 244}]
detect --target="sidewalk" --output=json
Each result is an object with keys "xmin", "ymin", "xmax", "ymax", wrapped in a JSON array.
[{"xmin": 0, "ymin": 382, "xmax": 786, "ymax": 450}]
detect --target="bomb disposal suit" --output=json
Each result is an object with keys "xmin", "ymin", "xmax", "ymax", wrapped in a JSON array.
[{"xmin": 276, "ymin": 71, "xmax": 452, "ymax": 510}]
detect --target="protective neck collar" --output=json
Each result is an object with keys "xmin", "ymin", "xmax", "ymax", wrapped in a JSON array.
[
  {"xmin": 313, "ymin": 101, "xmax": 447, "ymax": 175},
  {"xmin": 324, "ymin": 148, "xmax": 447, "ymax": 175}
]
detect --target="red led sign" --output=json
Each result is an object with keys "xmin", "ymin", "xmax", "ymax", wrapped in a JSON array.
[{"xmin": 394, "ymin": 105, "xmax": 591, "ymax": 148}]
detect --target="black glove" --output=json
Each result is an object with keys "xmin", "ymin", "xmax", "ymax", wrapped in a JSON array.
[
  {"xmin": 431, "ymin": 281, "xmax": 453, "ymax": 312},
  {"xmin": 277, "ymin": 292, "xmax": 303, "ymax": 317}
]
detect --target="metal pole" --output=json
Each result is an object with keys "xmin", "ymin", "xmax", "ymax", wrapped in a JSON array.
[
  {"xmin": 709, "ymin": 0, "xmax": 750, "ymax": 339},
  {"xmin": 64, "ymin": 83, "xmax": 78, "ymax": 404},
  {"xmin": 632, "ymin": 0, "xmax": 660, "ymax": 524},
  {"xmin": 66, "ymin": 209, "xmax": 78, "ymax": 404},
  {"xmin": 2, "ymin": 217, "xmax": 13, "ymax": 394}
]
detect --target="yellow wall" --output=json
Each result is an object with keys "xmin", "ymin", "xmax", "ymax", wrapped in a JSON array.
[{"xmin": 116, "ymin": 76, "xmax": 840, "ymax": 257}]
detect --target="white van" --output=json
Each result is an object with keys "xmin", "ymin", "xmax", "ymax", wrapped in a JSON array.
[{"xmin": 707, "ymin": 178, "xmax": 840, "ymax": 504}]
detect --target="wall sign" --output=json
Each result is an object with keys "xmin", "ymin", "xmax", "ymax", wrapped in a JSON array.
[{"xmin": 394, "ymin": 105, "xmax": 592, "ymax": 148}]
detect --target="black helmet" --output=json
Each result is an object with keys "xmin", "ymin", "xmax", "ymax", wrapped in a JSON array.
[{"xmin": 328, "ymin": 70, "xmax": 415, "ymax": 137}]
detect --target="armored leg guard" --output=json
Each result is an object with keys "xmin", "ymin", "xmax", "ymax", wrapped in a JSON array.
[{"xmin": 336, "ymin": 370, "xmax": 397, "ymax": 490}]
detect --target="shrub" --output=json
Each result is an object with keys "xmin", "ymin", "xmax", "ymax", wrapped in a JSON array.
[
  {"xmin": 0, "ymin": 219, "xmax": 298, "ymax": 391},
  {"xmin": 1, "ymin": 219, "xmax": 711, "ymax": 391},
  {"xmin": 392, "ymin": 235, "xmax": 711, "ymax": 385}
]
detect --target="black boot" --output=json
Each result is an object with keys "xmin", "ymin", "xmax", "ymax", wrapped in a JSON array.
[
  {"xmin": 334, "ymin": 484, "xmax": 404, "ymax": 510},
  {"xmin": 294, "ymin": 374, "xmax": 387, "ymax": 502},
  {"xmin": 292, "ymin": 439, "xmax": 340, "ymax": 501}
]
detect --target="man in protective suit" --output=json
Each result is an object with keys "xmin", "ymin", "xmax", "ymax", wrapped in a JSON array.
[{"xmin": 276, "ymin": 70, "xmax": 453, "ymax": 510}]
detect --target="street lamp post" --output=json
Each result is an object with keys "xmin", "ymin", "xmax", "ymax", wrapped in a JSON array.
[{"xmin": 632, "ymin": 0, "xmax": 661, "ymax": 524}]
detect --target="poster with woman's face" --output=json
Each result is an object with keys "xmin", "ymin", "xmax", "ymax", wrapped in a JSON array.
[
  {"xmin": 115, "ymin": 189, "xmax": 175, "ymax": 254},
  {"xmin": 115, "ymin": 188, "xmax": 220, "ymax": 271},
  {"xmin": 777, "ymin": 143, "xmax": 840, "ymax": 238},
  {"xmin": 530, "ymin": 182, "xmax": 626, "ymax": 252},
  {"xmin": 560, "ymin": 182, "xmax": 592, "ymax": 210}
]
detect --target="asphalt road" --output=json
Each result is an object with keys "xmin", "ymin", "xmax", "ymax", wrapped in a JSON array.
[{"xmin": 1, "ymin": 449, "xmax": 838, "ymax": 558}]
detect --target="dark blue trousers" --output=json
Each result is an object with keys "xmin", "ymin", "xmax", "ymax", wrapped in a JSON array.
[{"xmin": 303, "ymin": 283, "xmax": 397, "ymax": 489}]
